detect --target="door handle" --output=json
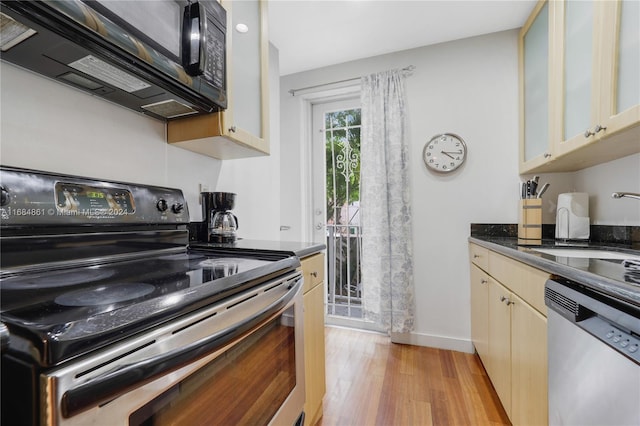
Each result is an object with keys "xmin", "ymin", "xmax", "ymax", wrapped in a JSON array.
[{"xmin": 316, "ymin": 223, "xmax": 324, "ymax": 230}]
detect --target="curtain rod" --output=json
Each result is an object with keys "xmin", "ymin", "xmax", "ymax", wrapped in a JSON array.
[{"xmin": 288, "ymin": 65, "xmax": 415, "ymax": 96}]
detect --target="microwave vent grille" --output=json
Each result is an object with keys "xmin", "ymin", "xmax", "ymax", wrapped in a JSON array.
[{"xmin": 142, "ymin": 100, "xmax": 197, "ymax": 119}]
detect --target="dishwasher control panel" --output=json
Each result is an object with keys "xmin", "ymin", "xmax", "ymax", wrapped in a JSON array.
[
  {"xmin": 545, "ymin": 278, "xmax": 640, "ymax": 366},
  {"xmin": 583, "ymin": 317, "xmax": 640, "ymax": 364}
]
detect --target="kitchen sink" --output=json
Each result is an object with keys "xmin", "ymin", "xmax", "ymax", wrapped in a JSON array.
[{"xmin": 531, "ymin": 248, "xmax": 640, "ymax": 261}]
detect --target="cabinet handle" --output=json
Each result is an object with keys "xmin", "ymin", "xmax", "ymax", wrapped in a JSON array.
[
  {"xmin": 311, "ymin": 271, "xmax": 318, "ymax": 277},
  {"xmin": 473, "ymin": 254, "xmax": 480, "ymax": 259},
  {"xmin": 228, "ymin": 126, "xmax": 237, "ymax": 133},
  {"xmin": 543, "ymin": 152, "xmax": 552, "ymax": 158},
  {"xmin": 584, "ymin": 125, "xmax": 606, "ymax": 138},
  {"xmin": 594, "ymin": 124, "xmax": 607, "ymax": 134},
  {"xmin": 500, "ymin": 296, "xmax": 515, "ymax": 306},
  {"xmin": 480, "ymin": 279, "xmax": 488, "ymax": 284}
]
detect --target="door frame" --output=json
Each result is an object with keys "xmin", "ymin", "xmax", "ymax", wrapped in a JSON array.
[{"xmin": 295, "ymin": 85, "xmax": 361, "ymax": 242}]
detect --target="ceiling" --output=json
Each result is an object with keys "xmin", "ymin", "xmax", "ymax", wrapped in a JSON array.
[{"xmin": 268, "ymin": 0, "xmax": 537, "ymax": 76}]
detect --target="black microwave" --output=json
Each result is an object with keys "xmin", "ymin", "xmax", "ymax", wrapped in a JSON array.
[{"xmin": 0, "ymin": 0, "xmax": 227, "ymax": 120}]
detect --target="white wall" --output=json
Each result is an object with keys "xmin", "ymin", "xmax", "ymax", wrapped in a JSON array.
[
  {"xmin": 0, "ymin": 44, "xmax": 282, "ymax": 237},
  {"xmin": 520, "ymin": 153, "xmax": 640, "ymax": 225},
  {"xmin": 572, "ymin": 153, "xmax": 640, "ymax": 225},
  {"xmin": 280, "ymin": 30, "xmax": 522, "ymax": 352},
  {"xmin": 279, "ymin": 29, "xmax": 640, "ymax": 352},
  {"xmin": 216, "ymin": 43, "xmax": 282, "ymax": 241}
]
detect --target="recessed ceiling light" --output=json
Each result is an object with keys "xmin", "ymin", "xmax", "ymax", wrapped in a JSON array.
[{"xmin": 235, "ymin": 23, "xmax": 249, "ymax": 33}]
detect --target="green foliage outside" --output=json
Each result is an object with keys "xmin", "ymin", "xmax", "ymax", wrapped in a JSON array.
[{"xmin": 325, "ymin": 108, "xmax": 361, "ymax": 224}]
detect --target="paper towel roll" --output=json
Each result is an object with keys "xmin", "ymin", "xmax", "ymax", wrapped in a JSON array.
[{"xmin": 556, "ymin": 193, "xmax": 590, "ymax": 240}]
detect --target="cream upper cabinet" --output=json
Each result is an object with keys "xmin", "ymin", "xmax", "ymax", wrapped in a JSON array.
[
  {"xmin": 520, "ymin": 0, "xmax": 640, "ymax": 174},
  {"xmin": 597, "ymin": 0, "xmax": 640, "ymax": 137},
  {"xmin": 520, "ymin": 1, "xmax": 553, "ymax": 171},
  {"xmin": 556, "ymin": 0, "xmax": 596, "ymax": 148},
  {"xmin": 167, "ymin": 0, "xmax": 269, "ymax": 160}
]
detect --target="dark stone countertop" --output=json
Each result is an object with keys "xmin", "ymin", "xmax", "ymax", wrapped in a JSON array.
[
  {"xmin": 190, "ymin": 239, "xmax": 326, "ymax": 259},
  {"xmin": 468, "ymin": 235, "xmax": 640, "ymax": 308}
]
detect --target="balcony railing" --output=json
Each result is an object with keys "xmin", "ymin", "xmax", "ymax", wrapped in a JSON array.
[{"xmin": 326, "ymin": 224, "xmax": 362, "ymax": 319}]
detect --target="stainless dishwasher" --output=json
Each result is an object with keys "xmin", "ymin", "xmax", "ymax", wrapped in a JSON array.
[{"xmin": 545, "ymin": 278, "xmax": 640, "ymax": 426}]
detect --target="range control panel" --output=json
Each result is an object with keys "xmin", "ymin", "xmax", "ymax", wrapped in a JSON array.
[{"xmin": 0, "ymin": 166, "xmax": 189, "ymax": 226}]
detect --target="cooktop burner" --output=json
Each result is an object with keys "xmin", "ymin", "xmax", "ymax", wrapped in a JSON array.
[
  {"xmin": 1, "ymin": 269, "xmax": 115, "ymax": 290},
  {"xmin": 54, "ymin": 283, "xmax": 156, "ymax": 307}
]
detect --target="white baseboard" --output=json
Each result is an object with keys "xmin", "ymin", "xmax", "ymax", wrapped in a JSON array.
[{"xmin": 390, "ymin": 331, "xmax": 475, "ymax": 353}]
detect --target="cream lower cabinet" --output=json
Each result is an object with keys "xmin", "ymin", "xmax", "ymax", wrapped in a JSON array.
[
  {"xmin": 511, "ymin": 291, "xmax": 547, "ymax": 425},
  {"xmin": 488, "ymin": 278, "xmax": 513, "ymax": 417},
  {"xmin": 469, "ymin": 243, "xmax": 549, "ymax": 426},
  {"xmin": 300, "ymin": 253, "xmax": 326, "ymax": 426},
  {"xmin": 470, "ymin": 264, "xmax": 489, "ymax": 363}
]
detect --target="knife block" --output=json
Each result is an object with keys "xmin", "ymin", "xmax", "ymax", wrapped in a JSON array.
[{"xmin": 518, "ymin": 199, "xmax": 542, "ymax": 245}]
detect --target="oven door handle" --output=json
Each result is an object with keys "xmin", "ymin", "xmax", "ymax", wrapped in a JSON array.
[{"xmin": 61, "ymin": 276, "xmax": 302, "ymax": 418}]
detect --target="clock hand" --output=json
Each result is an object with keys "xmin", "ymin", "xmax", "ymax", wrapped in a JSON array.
[
  {"xmin": 442, "ymin": 150, "xmax": 463, "ymax": 155},
  {"xmin": 441, "ymin": 151, "xmax": 455, "ymax": 159}
]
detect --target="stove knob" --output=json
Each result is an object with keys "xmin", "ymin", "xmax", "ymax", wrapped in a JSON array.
[
  {"xmin": 156, "ymin": 199, "xmax": 168, "ymax": 212},
  {"xmin": 172, "ymin": 203, "xmax": 184, "ymax": 214},
  {"xmin": 0, "ymin": 186, "xmax": 9, "ymax": 206}
]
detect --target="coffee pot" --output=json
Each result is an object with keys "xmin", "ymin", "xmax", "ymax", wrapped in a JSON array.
[{"xmin": 201, "ymin": 192, "xmax": 239, "ymax": 243}]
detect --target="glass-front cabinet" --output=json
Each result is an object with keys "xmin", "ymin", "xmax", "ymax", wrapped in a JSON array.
[
  {"xmin": 598, "ymin": 0, "xmax": 639, "ymax": 137},
  {"xmin": 520, "ymin": 0, "xmax": 640, "ymax": 174},
  {"xmin": 520, "ymin": 1, "xmax": 553, "ymax": 171},
  {"xmin": 167, "ymin": 0, "xmax": 269, "ymax": 159},
  {"xmin": 556, "ymin": 0, "xmax": 595, "ymax": 150}
]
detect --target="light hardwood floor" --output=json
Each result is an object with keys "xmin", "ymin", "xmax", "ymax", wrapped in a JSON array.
[{"xmin": 317, "ymin": 326, "xmax": 510, "ymax": 426}]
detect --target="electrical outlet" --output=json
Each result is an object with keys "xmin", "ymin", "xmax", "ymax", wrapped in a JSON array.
[{"xmin": 198, "ymin": 184, "xmax": 210, "ymax": 204}]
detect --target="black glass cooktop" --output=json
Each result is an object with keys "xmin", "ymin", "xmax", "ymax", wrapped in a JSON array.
[{"xmin": 0, "ymin": 250, "xmax": 298, "ymax": 367}]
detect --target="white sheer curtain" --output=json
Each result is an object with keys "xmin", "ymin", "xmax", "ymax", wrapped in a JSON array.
[{"xmin": 360, "ymin": 69, "xmax": 414, "ymax": 333}]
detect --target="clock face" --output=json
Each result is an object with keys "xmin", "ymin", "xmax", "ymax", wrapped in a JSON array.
[{"xmin": 423, "ymin": 133, "xmax": 467, "ymax": 173}]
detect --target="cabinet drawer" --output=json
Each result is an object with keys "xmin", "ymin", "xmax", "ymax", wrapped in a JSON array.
[
  {"xmin": 301, "ymin": 253, "xmax": 324, "ymax": 294},
  {"xmin": 469, "ymin": 243, "xmax": 489, "ymax": 271},
  {"xmin": 488, "ymin": 251, "xmax": 550, "ymax": 316}
]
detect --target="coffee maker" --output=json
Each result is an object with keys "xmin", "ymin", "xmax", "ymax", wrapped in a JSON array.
[{"xmin": 201, "ymin": 192, "xmax": 239, "ymax": 243}]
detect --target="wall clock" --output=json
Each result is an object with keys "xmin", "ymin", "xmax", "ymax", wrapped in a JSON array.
[{"xmin": 422, "ymin": 133, "xmax": 467, "ymax": 173}]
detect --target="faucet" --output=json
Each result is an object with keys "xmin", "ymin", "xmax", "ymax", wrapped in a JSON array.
[{"xmin": 612, "ymin": 192, "xmax": 640, "ymax": 201}]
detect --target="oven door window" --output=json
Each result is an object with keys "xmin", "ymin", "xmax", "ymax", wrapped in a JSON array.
[{"xmin": 130, "ymin": 307, "xmax": 296, "ymax": 425}]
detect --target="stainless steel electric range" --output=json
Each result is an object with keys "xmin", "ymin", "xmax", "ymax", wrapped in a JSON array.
[{"xmin": 0, "ymin": 166, "xmax": 305, "ymax": 426}]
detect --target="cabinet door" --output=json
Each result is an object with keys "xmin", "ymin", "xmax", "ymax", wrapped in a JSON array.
[
  {"xmin": 488, "ymin": 278, "xmax": 512, "ymax": 417},
  {"xmin": 470, "ymin": 264, "xmax": 490, "ymax": 365},
  {"xmin": 520, "ymin": 0, "xmax": 553, "ymax": 172},
  {"xmin": 555, "ymin": 0, "xmax": 597, "ymax": 150},
  {"xmin": 223, "ymin": 0, "xmax": 269, "ymax": 145},
  {"xmin": 511, "ymin": 293, "xmax": 548, "ymax": 426},
  {"xmin": 303, "ymin": 281, "xmax": 326, "ymax": 426},
  {"xmin": 598, "ymin": 0, "xmax": 640, "ymax": 136}
]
